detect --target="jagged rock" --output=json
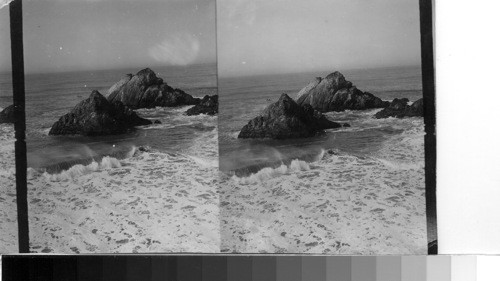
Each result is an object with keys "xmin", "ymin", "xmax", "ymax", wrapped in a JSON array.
[
  {"xmin": 186, "ymin": 95, "xmax": 218, "ymax": 116},
  {"xmin": 107, "ymin": 68, "xmax": 200, "ymax": 109},
  {"xmin": 138, "ymin": 146, "xmax": 150, "ymax": 152},
  {"xmin": 296, "ymin": 71, "xmax": 389, "ymax": 112},
  {"xmin": 238, "ymin": 93, "xmax": 344, "ymax": 139},
  {"xmin": 0, "ymin": 104, "xmax": 14, "ymax": 124},
  {"xmin": 374, "ymin": 98, "xmax": 424, "ymax": 119},
  {"xmin": 327, "ymin": 149, "xmax": 340, "ymax": 155},
  {"xmin": 49, "ymin": 90, "xmax": 152, "ymax": 136}
]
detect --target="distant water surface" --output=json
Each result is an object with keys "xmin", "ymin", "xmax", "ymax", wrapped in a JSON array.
[{"xmin": 219, "ymin": 66, "xmax": 423, "ymax": 174}]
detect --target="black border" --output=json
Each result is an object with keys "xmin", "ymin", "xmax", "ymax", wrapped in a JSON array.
[
  {"xmin": 9, "ymin": 0, "xmax": 30, "ymax": 253},
  {"xmin": 419, "ymin": 0, "xmax": 438, "ymax": 255},
  {"xmin": 7, "ymin": 0, "xmax": 437, "ymax": 255}
]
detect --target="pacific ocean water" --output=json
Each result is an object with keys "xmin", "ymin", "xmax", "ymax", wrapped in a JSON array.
[
  {"xmin": 218, "ymin": 66, "xmax": 428, "ymax": 254},
  {"xmin": 0, "ymin": 63, "xmax": 221, "ymax": 253}
]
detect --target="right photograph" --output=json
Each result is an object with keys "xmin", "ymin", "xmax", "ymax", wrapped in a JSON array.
[{"xmin": 217, "ymin": 0, "xmax": 431, "ymax": 254}]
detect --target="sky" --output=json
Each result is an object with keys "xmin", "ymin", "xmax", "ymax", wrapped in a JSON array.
[
  {"xmin": 217, "ymin": 0, "xmax": 422, "ymax": 77},
  {"xmin": 0, "ymin": 0, "xmax": 216, "ymax": 74}
]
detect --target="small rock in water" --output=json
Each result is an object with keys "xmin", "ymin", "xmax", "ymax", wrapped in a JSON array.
[
  {"xmin": 138, "ymin": 146, "xmax": 150, "ymax": 152},
  {"xmin": 327, "ymin": 149, "xmax": 339, "ymax": 155},
  {"xmin": 342, "ymin": 123, "xmax": 350, "ymax": 127},
  {"xmin": 154, "ymin": 120, "xmax": 161, "ymax": 124},
  {"xmin": 0, "ymin": 104, "xmax": 15, "ymax": 124},
  {"xmin": 186, "ymin": 95, "xmax": 218, "ymax": 116},
  {"xmin": 374, "ymin": 98, "xmax": 424, "ymax": 119}
]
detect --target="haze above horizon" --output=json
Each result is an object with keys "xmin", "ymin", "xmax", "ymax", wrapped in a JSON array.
[
  {"xmin": 217, "ymin": 0, "xmax": 422, "ymax": 78},
  {"xmin": 0, "ymin": 0, "xmax": 216, "ymax": 74}
]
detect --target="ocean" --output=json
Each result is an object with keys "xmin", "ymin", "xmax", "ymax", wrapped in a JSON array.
[
  {"xmin": 0, "ymin": 65, "xmax": 428, "ymax": 254},
  {"xmin": 218, "ymin": 66, "xmax": 428, "ymax": 254},
  {"xmin": 0, "ymin": 63, "xmax": 220, "ymax": 253}
]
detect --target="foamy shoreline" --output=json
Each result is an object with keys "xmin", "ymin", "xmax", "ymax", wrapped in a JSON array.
[
  {"xmin": 219, "ymin": 119, "xmax": 426, "ymax": 254},
  {"xmin": 0, "ymin": 125, "xmax": 220, "ymax": 253}
]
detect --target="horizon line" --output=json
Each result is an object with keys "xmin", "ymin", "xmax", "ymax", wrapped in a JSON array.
[{"xmin": 218, "ymin": 64, "xmax": 422, "ymax": 79}]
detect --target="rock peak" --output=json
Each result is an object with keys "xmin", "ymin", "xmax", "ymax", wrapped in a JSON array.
[
  {"xmin": 50, "ymin": 91, "xmax": 152, "ymax": 136},
  {"xmin": 89, "ymin": 90, "xmax": 105, "ymax": 99},
  {"xmin": 325, "ymin": 71, "xmax": 344, "ymax": 79},
  {"xmin": 239, "ymin": 94, "xmax": 344, "ymax": 139},
  {"xmin": 0, "ymin": 104, "xmax": 15, "ymax": 124},
  {"xmin": 107, "ymin": 68, "xmax": 200, "ymax": 109},
  {"xmin": 136, "ymin": 68, "xmax": 156, "ymax": 76},
  {"xmin": 296, "ymin": 70, "xmax": 388, "ymax": 112},
  {"xmin": 278, "ymin": 93, "xmax": 293, "ymax": 102}
]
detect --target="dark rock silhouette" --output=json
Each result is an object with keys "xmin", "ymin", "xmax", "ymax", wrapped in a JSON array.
[
  {"xmin": 49, "ymin": 90, "xmax": 152, "ymax": 136},
  {"xmin": 0, "ymin": 104, "xmax": 15, "ymax": 124},
  {"xmin": 107, "ymin": 68, "xmax": 200, "ymax": 109},
  {"xmin": 374, "ymin": 98, "xmax": 424, "ymax": 119},
  {"xmin": 186, "ymin": 95, "xmax": 218, "ymax": 116},
  {"xmin": 296, "ymin": 71, "xmax": 388, "ymax": 112},
  {"xmin": 238, "ymin": 93, "xmax": 344, "ymax": 139}
]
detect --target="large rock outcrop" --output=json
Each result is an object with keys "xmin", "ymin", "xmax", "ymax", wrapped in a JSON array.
[
  {"xmin": 186, "ymin": 95, "xmax": 218, "ymax": 116},
  {"xmin": 107, "ymin": 68, "xmax": 200, "ymax": 109},
  {"xmin": 238, "ymin": 93, "xmax": 345, "ymax": 139},
  {"xmin": 374, "ymin": 98, "xmax": 424, "ymax": 119},
  {"xmin": 49, "ymin": 90, "xmax": 152, "ymax": 136},
  {"xmin": 296, "ymin": 71, "xmax": 389, "ymax": 112},
  {"xmin": 0, "ymin": 104, "xmax": 15, "ymax": 124}
]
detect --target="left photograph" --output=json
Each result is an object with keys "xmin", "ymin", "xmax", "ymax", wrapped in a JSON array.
[{"xmin": 0, "ymin": 0, "xmax": 219, "ymax": 253}]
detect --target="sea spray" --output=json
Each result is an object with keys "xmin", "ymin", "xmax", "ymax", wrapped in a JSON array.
[
  {"xmin": 230, "ymin": 148, "xmax": 328, "ymax": 184},
  {"xmin": 43, "ymin": 156, "xmax": 122, "ymax": 182},
  {"xmin": 231, "ymin": 159, "xmax": 311, "ymax": 185},
  {"xmin": 314, "ymin": 149, "xmax": 326, "ymax": 161},
  {"xmin": 126, "ymin": 146, "xmax": 137, "ymax": 158}
]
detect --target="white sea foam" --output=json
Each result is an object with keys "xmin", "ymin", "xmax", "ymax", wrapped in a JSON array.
[
  {"xmin": 1, "ymin": 121, "xmax": 220, "ymax": 253},
  {"xmin": 42, "ymin": 156, "xmax": 122, "ymax": 182},
  {"xmin": 231, "ymin": 159, "xmax": 312, "ymax": 185},
  {"xmin": 188, "ymin": 155, "xmax": 218, "ymax": 169},
  {"xmin": 20, "ymin": 143, "xmax": 219, "ymax": 253},
  {"xmin": 0, "ymin": 124, "xmax": 18, "ymax": 253},
  {"xmin": 220, "ymin": 116, "xmax": 427, "ymax": 254}
]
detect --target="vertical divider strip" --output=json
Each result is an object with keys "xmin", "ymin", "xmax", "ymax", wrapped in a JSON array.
[
  {"xmin": 419, "ymin": 0, "xmax": 438, "ymax": 255},
  {"xmin": 9, "ymin": 0, "xmax": 30, "ymax": 254}
]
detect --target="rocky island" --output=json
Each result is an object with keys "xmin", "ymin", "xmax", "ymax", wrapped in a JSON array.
[
  {"xmin": 238, "ymin": 93, "xmax": 346, "ymax": 139},
  {"xmin": 49, "ymin": 90, "xmax": 152, "ymax": 136},
  {"xmin": 0, "ymin": 105, "xmax": 14, "ymax": 124},
  {"xmin": 186, "ymin": 95, "xmax": 218, "ymax": 116},
  {"xmin": 107, "ymin": 68, "xmax": 200, "ymax": 109},
  {"xmin": 374, "ymin": 98, "xmax": 424, "ymax": 119},
  {"xmin": 296, "ymin": 71, "xmax": 389, "ymax": 112}
]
